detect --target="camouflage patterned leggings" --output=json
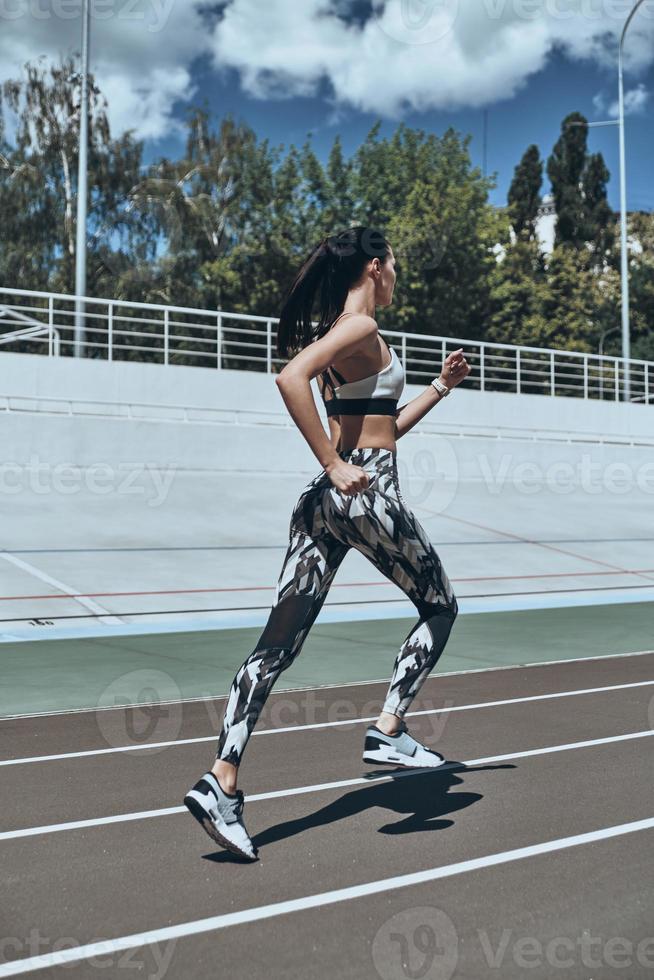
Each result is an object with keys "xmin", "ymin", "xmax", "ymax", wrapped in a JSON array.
[{"xmin": 216, "ymin": 446, "xmax": 458, "ymax": 767}]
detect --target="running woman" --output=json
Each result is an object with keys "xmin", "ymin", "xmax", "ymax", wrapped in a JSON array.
[{"xmin": 185, "ymin": 226, "xmax": 470, "ymax": 860}]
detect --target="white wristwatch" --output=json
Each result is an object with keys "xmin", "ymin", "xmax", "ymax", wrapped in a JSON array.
[{"xmin": 430, "ymin": 377, "xmax": 451, "ymax": 398}]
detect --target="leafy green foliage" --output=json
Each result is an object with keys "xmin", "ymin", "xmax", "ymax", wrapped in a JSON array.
[
  {"xmin": 0, "ymin": 60, "xmax": 651, "ymax": 369},
  {"xmin": 0, "ymin": 57, "xmax": 143, "ymax": 296}
]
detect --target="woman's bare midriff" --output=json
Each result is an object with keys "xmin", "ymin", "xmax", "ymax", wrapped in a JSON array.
[{"xmin": 334, "ymin": 414, "xmax": 397, "ymax": 454}]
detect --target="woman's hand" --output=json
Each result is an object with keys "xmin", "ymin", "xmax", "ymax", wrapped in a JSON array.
[
  {"xmin": 325, "ymin": 459, "xmax": 370, "ymax": 496},
  {"xmin": 439, "ymin": 348, "xmax": 471, "ymax": 390},
  {"xmin": 394, "ymin": 347, "xmax": 470, "ymax": 441}
]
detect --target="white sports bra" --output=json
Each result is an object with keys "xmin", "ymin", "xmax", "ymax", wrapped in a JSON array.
[{"xmin": 320, "ymin": 312, "xmax": 405, "ymax": 417}]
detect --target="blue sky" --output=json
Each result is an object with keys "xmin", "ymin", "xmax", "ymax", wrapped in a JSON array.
[
  {"xmin": 150, "ymin": 45, "xmax": 653, "ymax": 213},
  {"xmin": 2, "ymin": 0, "xmax": 653, "ymax": 213}
]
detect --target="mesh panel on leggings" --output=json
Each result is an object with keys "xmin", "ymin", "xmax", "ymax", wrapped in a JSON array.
[{"xmin": 215, "ymin": 448, "xmax": 458, "ymax": 766}]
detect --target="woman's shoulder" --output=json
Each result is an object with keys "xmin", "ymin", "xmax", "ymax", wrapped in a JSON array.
[{"xmin": 332, "ymin": 312, "xmax": 378, "ymax": 337}]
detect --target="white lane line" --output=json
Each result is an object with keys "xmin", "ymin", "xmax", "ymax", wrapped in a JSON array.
[
  {"xmin": 0, "ymin": 553, "xmax": 122, "ymax": 626},
  {"xmin": 1, "ymin": 729, "xmax": 652, "ymax": 842},
  {"xmin": 1, "ymin": 815, "xmax": 653, "ymax": 977},
  {"xmin": 2, "ymin": 678, "xmax": 654, "ymax": 768},
  {"xmin": 3, "ymin": 647, "xmax": 653, "ymax": 721}
]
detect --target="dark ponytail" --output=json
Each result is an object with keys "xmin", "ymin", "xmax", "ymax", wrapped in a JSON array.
[{"xmin": 276, "ymin": 225, "xmax": 391, "ymax": 359}]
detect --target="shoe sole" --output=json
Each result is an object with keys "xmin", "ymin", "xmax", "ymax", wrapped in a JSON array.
[
  {"xmin": 184, "ymin": 795, "xmax": 258, "ymax": 861},
  {"xmin": 362, "ymin": 749, "xmax": 446, "ymax": 769}
]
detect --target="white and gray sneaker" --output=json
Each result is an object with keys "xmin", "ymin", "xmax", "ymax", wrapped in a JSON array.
[
  {"xmin": 362, "ymin": 720, "xmax": 446, "ymax": 769},
  {"xmin": 184, "ymin": 772, "xmax": 258, "ymax": 860}
]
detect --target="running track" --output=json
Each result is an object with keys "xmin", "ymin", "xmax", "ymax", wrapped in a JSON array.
[{"xmin": 1, "ymin": 652, "xmax": 653, "ymax": 978}]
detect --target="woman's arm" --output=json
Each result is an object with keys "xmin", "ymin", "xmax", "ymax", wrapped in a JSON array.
[
  {"xmin": 394, "ymin": 347, "xmax": 470, "ymax": 440},
  {"xmin": 275, "ymin": 314, "xmax": 377, "ymax": 493},
  {"xmin": 316, "ymin": 374, "xmax": 343, "ymax": 452}
]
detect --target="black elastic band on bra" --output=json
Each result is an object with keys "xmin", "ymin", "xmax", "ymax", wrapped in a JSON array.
[
  {"xmin": 325, "ymin": 398, "xmax": 398, "ymax": 417},
  {"xmin": 320, "ymin": 364, "xmax": 347, "ymax": 396},
  {"xmin": 329, "ymin": 364, "xmax": 348, "ymax": 386}
]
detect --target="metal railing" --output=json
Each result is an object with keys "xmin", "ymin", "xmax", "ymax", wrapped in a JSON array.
[
  {"xmin": 0, "ymin": 304, "xmax": 60, "ymax": 356},
  {"xmin": 0, "ymin": 286, "xmax": 651, "ymax": 403}
]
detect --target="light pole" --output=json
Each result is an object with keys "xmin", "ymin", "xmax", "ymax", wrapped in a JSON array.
[
  {"xmin": 598, "ymin": 324, "xmax": 621, "ymax": 400},
  {"xmin": 561, "ymin": 0, "xmax": 646, "ymax": 402},
  {"xmin": 618, "ymin": 0, "xmax": 647, "ymax": 402},
  {"xmin": 74, "ymin": 0, "xmax": 90, "ymax": 358}
]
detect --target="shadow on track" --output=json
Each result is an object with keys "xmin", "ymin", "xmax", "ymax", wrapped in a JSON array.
[{"xmin": 204, "ymin": 762, "xmax": 514, "ymax": 863}]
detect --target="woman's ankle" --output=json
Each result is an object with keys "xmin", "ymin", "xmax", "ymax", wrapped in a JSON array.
[
  {"xmin": 211, "ymin": 758, "xmax": 238, "ymax": 794},
  {"xmin": 376, "ymin": 711, "xmax": 403, "ymax": 736}
]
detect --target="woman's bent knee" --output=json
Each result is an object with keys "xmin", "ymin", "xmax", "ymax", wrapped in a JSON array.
[{"xmin": 417, "ymin": 593, "xmax": 458, "ymax": 624}]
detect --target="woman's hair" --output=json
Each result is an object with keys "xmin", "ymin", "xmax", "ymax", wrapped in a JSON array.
[{"xmin": 276, "ymin": 225, "xmax": 391, "ymax": 359}]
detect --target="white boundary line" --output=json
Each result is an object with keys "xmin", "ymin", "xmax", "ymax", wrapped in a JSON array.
[
  {"xmin": 2, "ymin": 679, "xmax": 654, "ymax": 768},
  {"xmin": 1, "ymin": 815, "xmax": 653, "ymax": 976},
  {"xmin": 1, "ymin": 730, "xmax": 652, "ymax": 842},
  {"xmin": 2, "ymin": 647, "xmax": 653, "ymax": 722},
  {"xmin": 0, "ymin": 553, "xmax": 121, "ymax": 626}
]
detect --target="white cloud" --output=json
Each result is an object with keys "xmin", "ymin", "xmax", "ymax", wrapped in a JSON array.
[
  {"xmin": 614, "ymin": 82, "xmax": 651, "ymax": 116},
  {"xmin": 594, "ymin": 82, "xmax": 651, "ymax": 118},
  {"xmin": 208, "ymin": 0, "xmax": 654, "ymax": 115},
  {"xmin": 1, "ymin": 0, "xmax": 653, "ymax": 141},
  {"xmin": 0, "ymin": 0, "xmax": 208, "ymax": 141},
  {"xmin": 100, "ymin": 67, "xmax": 194, "ymax": 140},
  {"xmin": 209, "ymin": 0, "xmax": 549, "ymax": 115}
]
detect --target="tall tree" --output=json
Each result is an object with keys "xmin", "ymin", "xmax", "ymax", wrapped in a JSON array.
[
  {"xmin": 581, "ymin": 152, "xmax": 614, "ymax": 259},
  {"xmin": 627, "ymin": 212, "xmax": 654, "ymax": 362},
  {"xmin": 322, "ymin": 136, "xmax": 354, "ymax": 232},
  {"xmin": 508, "ymin": 144, "xmax": 543, "ymax": 239},
  {"xmin": 488, "ymin": 232, "xmax": 548, "ymax": 349},
  {"xmin": 351, "ymin": 123, "xmax": 496, "ymax": 341},
  {"xmin": 547, "ymin": 112, "xmax": 588, "ymax": 248},
  {"xmin": 547, "ymin": 112, "xmax": 614, "ymax": 258},
  {"xmin": 0, "ymin": 117, "xmax": 48, "ymax": 290},
  {"xmin": 0, "ymin": 57, "xmax": 143, "ymax": 296},
  {"xmin": 540, "ymin": 245, "xmax": 599, "ymax": 352}
]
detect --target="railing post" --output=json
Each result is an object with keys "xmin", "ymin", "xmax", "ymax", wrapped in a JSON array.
[
  {"xmin": 48, "ymin": 294, "xmax": 54, "ymax": 357},
  {"xmin": 108, "ymin": 302, "xmax": 113, "ymax": 362},
  {"xmin": 480, "ymin": 345, "xmax": 485, "ymax": 392},
  {"xmin": 164, "ymin": 308, "xmax": 169, "ymax": 366},
  {"xmin": 614, "ymin": 358, "xmax": 619, "ymax": 401},
  {"xmin": 217, "ymin": 312, "xmax": 222, "ymax": 370},
  {"xmin": 646, "ymin": 362, "xmax": 650, "ymax": 404},
  {"xmin": 266, "ymin": 320, "xmax": 272, "ymax": 373},
  {"xmin": 516, "ymin": 348, "xmax": 521, "ymax": 394},
  {"xmin": 550, "ymin": 351, "xmax": 555, "ymax": 396},
  {"xmin": 583, "ymin": 354, "xmax": 588, "ymax": 400},
  {"xmin": 401, "ymin": 333, "xmax": 407, "ymax": 374}
]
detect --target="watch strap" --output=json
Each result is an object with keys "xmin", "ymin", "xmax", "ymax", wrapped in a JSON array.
[{"xmin": 430, "ymin": 377, "xmax": 450, "ymax": 398}]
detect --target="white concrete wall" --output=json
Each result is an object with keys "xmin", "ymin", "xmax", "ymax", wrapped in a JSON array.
[
  {"xmin": 3, "ymin": 348, "xmax": 652, "ymax": 458},
  {"xmin": 3, "ymin": 349, "xmax": 653, "ymax": 511},
  {"xmin": 3, "ymin": 348, "xmax": 653, "ymax": 532},
  {"xmin": 2, "ymin": 350, "xmax": 653, "ymax": 639}
]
